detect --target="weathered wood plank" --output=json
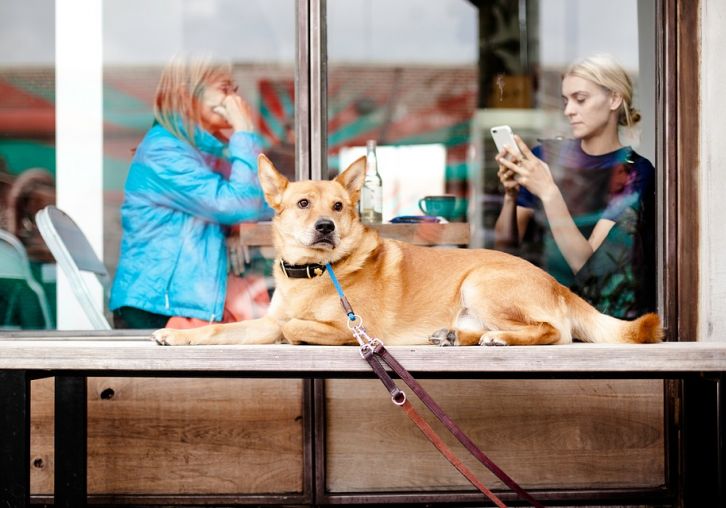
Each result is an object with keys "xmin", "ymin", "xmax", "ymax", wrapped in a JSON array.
[
  {"xmin": 326, "ymin": 379, "xmax": 663, "ymax": 491},
  {"xmin": 31, "ymin": 378, "xmax": 304, "ymax": 495},
  {"xmin": 2, "ymin": 340, "xmax": 726, "ymax": 373}
]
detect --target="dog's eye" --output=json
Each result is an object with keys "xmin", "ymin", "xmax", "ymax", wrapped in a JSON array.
[
  {"xmin": 297, "ymin": 199, "xmax": 310, "ymax": 209},
  {"xmin": 332, "ymin": 201, "xmax": 343, "ymax": 212}
]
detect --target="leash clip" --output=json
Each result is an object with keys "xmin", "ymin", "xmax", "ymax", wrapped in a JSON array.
[{"xmin": 348, "ymin": 316, "xmax": 384, "ymax": 353}]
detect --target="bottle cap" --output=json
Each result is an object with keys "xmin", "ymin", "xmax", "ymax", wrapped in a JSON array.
[{"xmin": 366, "ymin": 139, "xmax": 377, "ymax": 150}]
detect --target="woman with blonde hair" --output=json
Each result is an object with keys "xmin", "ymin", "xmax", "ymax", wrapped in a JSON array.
[
  {"xmin": 110, "ymin": 55, "xmax": 272, "ymax": 328},
  {"xmin": 494, "ymin": 54, "xmax": 656, "ymax": 318}
]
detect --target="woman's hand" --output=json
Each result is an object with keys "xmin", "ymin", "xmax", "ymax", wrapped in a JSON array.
[
  {"xmin": 496, "ymin": 150, "xmax": 520, "ymax": 198},
  {"xmin": 213, "ymin": 95, "xmax": 255, "ymax": 133},
  {"xmin": 496, "ymin": 135, "xmax": 608, "ymax": 273},
  {"xmin": 226, "ymin": 230, "xmax": 250, "ymax": 276},
  {"xmin": 496, "ymin": 135, "xmax": 558, "ymax": 203}
]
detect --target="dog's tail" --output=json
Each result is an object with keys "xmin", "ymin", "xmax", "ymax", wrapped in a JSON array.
[{"xmin": 567, "ymin": 290, "xmax": 663, "ymax": 344}]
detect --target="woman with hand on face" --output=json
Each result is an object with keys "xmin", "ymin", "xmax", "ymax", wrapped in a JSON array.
[
  {"xmin": 110, "ymin": 55, "xmax": 272, "ymax": 329},
  {"xmin": 494, "ymin": 54, "xmax": 656, "ymax": 318}
]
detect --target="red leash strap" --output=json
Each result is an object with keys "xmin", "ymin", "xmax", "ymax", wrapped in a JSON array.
[
  {"xmin": 367, "ymin": 343, "xmax": 545, "ymax": 508},
  {"xmin": 401, "ymin": 400, "xmax": 508, "ymax": 508},
  {"xmin": 361, "ymin": 347, "xmax": 509, "ymax": 507}
]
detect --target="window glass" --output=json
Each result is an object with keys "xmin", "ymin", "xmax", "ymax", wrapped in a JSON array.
[
  {"xmin": 0, "ymin": 0, "xmax": 57, "ymax": 330},
  {"xmin": 478, "ymin": 0, "xmax": 656, "ymax": 319},
  {"xmin": 327, "ymin": 0, "xmax": 656, "ymax": 319}
]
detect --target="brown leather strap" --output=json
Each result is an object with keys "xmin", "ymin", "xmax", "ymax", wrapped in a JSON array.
[
  {"xmin": 400, "ymin": 400, "xmax": 508, "ymax": 508},
  {"xmin": 374, "ymin": 343, "xmax": 544, "ymax": 508},
  {"xmin": 361, "ymin": 347, "xmax": 508, "ymax": 507},
  {"xmin": 361, "ymin": 346, "xmax": 406, "ymax": 404}
]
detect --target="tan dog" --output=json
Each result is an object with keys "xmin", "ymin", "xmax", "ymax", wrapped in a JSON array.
[{"xmin": 152, "ymin": 155, "xmax": 662, "ymax": 347}]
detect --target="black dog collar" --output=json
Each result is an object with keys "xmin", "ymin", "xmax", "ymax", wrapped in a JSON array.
[{"xmin": 279, "ymin": 259, "xmax": 327, "ymax": 279}]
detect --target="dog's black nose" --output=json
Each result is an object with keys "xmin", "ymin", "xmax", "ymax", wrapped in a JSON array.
[{"xmin": 315, "ymin": 218, "xmax": 335, "ymax": 235}]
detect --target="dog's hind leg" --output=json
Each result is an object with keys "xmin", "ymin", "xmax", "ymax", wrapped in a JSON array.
[
  {"xmin": 428, "ymin": 308, "xmax": 487, "ymax": 346},
  {"xmin": 479, "ymin": 321, "xmax": 562, "ymax": 346},
  {"xmin": 429, "ymin": 318, "xmax": 563, "ymax": 347},
  {"xmin": 427, "ymin": 292, "xmax": 569, "ymax": 347},
  {"xmin": 434, "ymin": 272, "xmax": 569, "ymax": 346}
]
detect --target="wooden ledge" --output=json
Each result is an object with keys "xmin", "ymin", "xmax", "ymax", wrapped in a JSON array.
[
  {"xmin": 237, "ymin": 222, "xmax": 471, "ymax": 246},
  {"xmin": 1, "ymin": 338, "xmax": 725, "ymax": 375}
]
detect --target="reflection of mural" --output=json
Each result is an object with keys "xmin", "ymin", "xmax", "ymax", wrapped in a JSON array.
[
  {"xmin": 0, "ymin": 73, "xmax": 56, "ymax": 181},
  {"xmin": 0, "ymin": 64, "xmax": 476, "ymax": 182},
  {"xmin": 257, "ymin": 79, "xmax": 296, "ymax": 181},
  {"xmin": 0, "ymin": 63, "xmax": 477, "ymax": 270},
  {"xmin": 243, "ymin": 68, "xmax": 478, "ymax": 206},
  {"xmin": 327, "ymin": 65, "xmax": 476, "ymax": 207}
]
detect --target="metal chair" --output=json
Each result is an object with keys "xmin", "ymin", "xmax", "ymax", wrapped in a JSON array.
[
  {"xmin": 0, "ymin": 229, "xmax": 52, "ymax": 329},
  {"xmin": 36, "ymin": 205, "xmax": 111, "ymax": 329}
]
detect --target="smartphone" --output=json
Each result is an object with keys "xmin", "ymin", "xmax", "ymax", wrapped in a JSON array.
[{"xmin": 490, "ymin": 125, "xmax": 522, "ymax": 158}]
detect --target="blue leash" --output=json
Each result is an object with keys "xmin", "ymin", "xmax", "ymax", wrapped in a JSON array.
[{"xmin": 325, "ymin": 262, "xmax": 356, "ymax": 322}]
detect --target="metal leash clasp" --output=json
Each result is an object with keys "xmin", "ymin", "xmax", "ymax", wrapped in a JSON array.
[
  {"xmin": 347, "ymin": 315, "xmax": 403, "ymax": 405},
  {"xmin": 346, "ymin": 315, "xmax": 383, "ymax": 357}
]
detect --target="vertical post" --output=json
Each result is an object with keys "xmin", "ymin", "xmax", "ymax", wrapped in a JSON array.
[
  {"xmin": 309, "ymin": 0, "xmax": 327, "ymax": 180},
  {"xmin": 682, "ymin": 374, "xmax": 720, "ymax": 504},
  {"xmin": 295, "ymin": 0, "xmax": 311, "ymax": 181},
  {"xmin": 302, "ymin": 378, "xmax": 316, "ymax": 504},
  {"xmin": 55, "ymin": 375, "xmax": 88, "ymax": 507},
  {"xmin": 56, "ymin": 0, "xmax": 104, "ymax": 329},
  {"xmin": 0, "ymin": 370, "xmax": 30, "ymax": 508},
  {"xmin": 313, "ymin": 378, "xmax": 327, "ymax": 503},
  {"xmin": 718, "ymin": 374, "xmax": 725, "ymax": 505}
]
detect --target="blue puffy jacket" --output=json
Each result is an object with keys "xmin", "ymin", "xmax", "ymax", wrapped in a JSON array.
[{"xmin": 109, "ymin": 123, "xmax": 272, "ymax": 321}]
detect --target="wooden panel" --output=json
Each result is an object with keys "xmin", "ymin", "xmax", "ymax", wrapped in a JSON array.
[
  {"xmin": 30, "ymin": 378, "xmax": 304, "ymax": 495},
  {"xmin": 325, "ymin": 379, "xmax": 664, "ymax": 492}
]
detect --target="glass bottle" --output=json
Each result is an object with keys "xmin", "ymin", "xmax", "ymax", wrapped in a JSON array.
[{"xmin": 360, "ymin": 139, "xmax": 383, "ymax": 224}]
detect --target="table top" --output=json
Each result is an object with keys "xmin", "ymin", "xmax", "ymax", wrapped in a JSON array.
[
  {"xmin": 236, "ymin": 222, "xmax": 471, "ymax": 246},
  {"xmin": 1, "ymin": 337, "xmax": 725, "ymax": 376}
]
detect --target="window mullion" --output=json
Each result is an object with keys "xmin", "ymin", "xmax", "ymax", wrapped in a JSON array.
[{"xmin": 309, "ymin": 0, "xmax": 327, "ymax": 180}]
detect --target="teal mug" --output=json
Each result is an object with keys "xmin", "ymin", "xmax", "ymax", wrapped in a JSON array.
[{"xmin": 418, "ymin": 195, "xmax": 457, "ymax": 220}]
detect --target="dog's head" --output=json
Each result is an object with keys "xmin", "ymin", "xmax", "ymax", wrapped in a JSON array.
[{"xmin": 257, "ymin": 154, "xmax": 367, "ymax": 265}]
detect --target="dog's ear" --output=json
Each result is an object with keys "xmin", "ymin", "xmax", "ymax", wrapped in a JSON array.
[
  {"xmin": 334, "ymin": 156, "xmax": 366, "ymax": 204},
  {"xmin": 258, "ymin": 154, "xmax": 289, "ymax": 211}
]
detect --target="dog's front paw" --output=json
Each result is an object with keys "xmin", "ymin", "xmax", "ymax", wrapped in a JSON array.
[
  {"xmin": 428, "ymin": 328, "xmax": 457, "ymax": 347},
  {"xmin": 151, "ymin": 328, "xmax": 192, "ymax": 346},
  {"xmin": 479, "ymin": 332, "xmax": 509, "ymax": 347}
]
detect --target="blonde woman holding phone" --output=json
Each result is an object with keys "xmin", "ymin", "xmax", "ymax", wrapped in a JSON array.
[{"xmin": 494, "ymin": 54, "xmax": 656, "ymax": 318}]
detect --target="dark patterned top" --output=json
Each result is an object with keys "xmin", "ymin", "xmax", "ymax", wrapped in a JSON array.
[{"xmin": 516, "ymin": 138, "xmax": 656, "ymax": 318}]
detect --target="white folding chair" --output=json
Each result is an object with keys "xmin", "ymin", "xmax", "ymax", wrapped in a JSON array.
[
  {"xmin": 0, "ymin": 229, "xmax": 52, "ymax": 329},
  {"xmin": 36, "ymin": 205, "xmax": 112, "ymax": 329}
]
